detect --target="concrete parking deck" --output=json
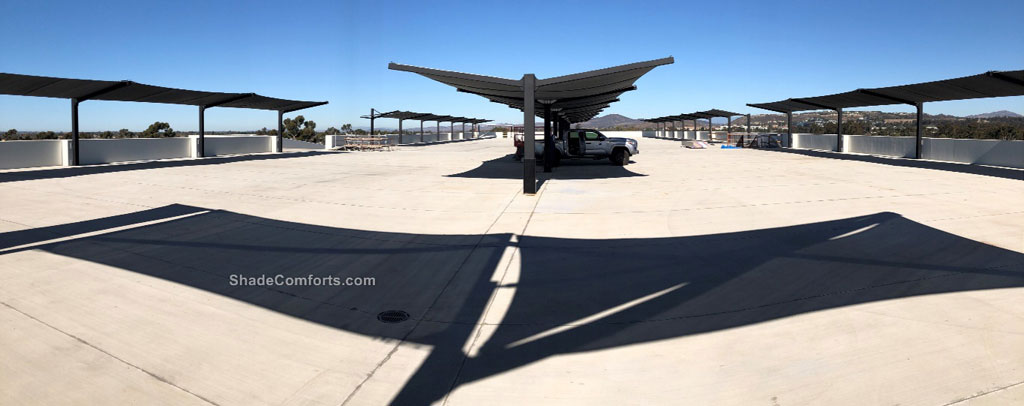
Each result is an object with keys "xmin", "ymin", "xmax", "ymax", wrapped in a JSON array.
[{"xmin": 1, "ymin": 137, "xmax": 1022, "ymax": 406}]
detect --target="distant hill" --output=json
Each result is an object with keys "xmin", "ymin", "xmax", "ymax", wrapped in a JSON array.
[
  {"xmin": 968, "ymin": 110, "xmax": 1023, "ymax": 118},
  {"xmin": 576, "ymin": 114, "xmax": 647, "ymax": 129}
]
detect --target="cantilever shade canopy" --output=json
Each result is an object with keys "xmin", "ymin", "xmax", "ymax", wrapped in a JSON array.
[
  {"xmin": 644, "ymin": 109, "xmax": 744, "ymax": 123},
  {"xmin": 388, "ymin": 57, "xmax": 674, "ymax": 123},
  {"xmin": 748, "ymin": 70, "xmax": 1024, "ymax": 113},
  {"xmin": 360, "ymin": 110, "xmax": 490, "ymax": 124},
  {"xmin": 0, "ymin": 73, "xmax": 328, "ymax": 112}
]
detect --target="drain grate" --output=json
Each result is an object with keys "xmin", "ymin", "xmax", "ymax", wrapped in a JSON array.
[{"xmin": 377, "ymin": 310, "xmax": 410, "ymax": 323}]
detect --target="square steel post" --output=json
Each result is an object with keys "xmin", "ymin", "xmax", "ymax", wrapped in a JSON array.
[
  {"xmin": 398, "ymin": 119, "xmax": 403, "ymax": 144},
  {"xmin": 436, "ymin": 121, "xmax": 440, "ymax": 142},
  {"xmin": 369, "ymin": 108, "xmax": 374, "ymax": 135},
  {"xmin": 420, "ymin": 120, "xmax": 424, "ymax": 143},
  {"xmin": 277, "ymin": 110, "xmax": 284, "ymax": 151},
  {"xmin": 198, "ymin": 106, "xmax": 205, "ymax": 157},
  {"xmin": 543, "ymin": 104, "xmax": 552, "ymax": 173},
  {"xmin": 746, "ymin": 114, "xmax": 751, "ymax": 136},
  {"xmin": 462, "ymin": 122, "xmax": 466, "ymax": 139},
  {"xmin": 70, "ymin": 98, "xmax": 80, "ymax": 166},
  {"xmin": 835, "ymin": 108, "xmax": 843, "ymax": 152},
  {"xmin": 915, "ymin": 103, "xmax": 924, "ymax": 159},
  {"xmin": 786, "ymin": 112, "xmax": 793, "ymax": 148},
  {"xmin": 523, "ymin": 74, "xmax": 537, "ymax": 194}
]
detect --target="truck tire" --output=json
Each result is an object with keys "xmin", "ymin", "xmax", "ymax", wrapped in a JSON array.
[{"xmin": 611, "ymin": 148, "xmax": 629, "ymax": 166}]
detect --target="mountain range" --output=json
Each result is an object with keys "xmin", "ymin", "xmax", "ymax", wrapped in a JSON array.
[{"xmin": 967, "ymin": 110, "xmax": 1022, "ymax": 118}]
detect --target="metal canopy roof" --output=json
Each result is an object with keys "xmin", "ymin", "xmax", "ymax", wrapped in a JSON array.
[
  {"xmin": 389, "ymin": 57, "xmax": 674, "ymax": 123},
  {"xmin": 0, "ymin": 73, "xmax": 328, "ymax": 112},
  {"xmin": 643, "ymin": 109, "xmax": 744, "ymax": 122},
  {"xmin": 360, "ymin": 110, "xmax": 490, "ymax": 124},
  {"xmin": 748, "ymin": 70, "xmax": 1024, "ymax": 113}
]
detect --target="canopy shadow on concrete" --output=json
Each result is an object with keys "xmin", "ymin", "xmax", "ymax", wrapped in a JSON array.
[
  {"xmin": 4, "ymin": 204, "xmax": 1022, "ymax": 405},
  {"xmin": 446, "ymin": 154, "xmax": 645, "ymax": 183}
]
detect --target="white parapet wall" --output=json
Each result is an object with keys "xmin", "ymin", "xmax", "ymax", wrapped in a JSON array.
[
  {"xmin": 923, "ymin": 138, "xmax": 1024, "ymax": 168},
  {"xmin": 203, "ymin": 135, "xmax": 275, "ymax": 156},
  {"xmin": 79, "ymin": 138, "xmax": 191, "ymax": 165},
  {"xmin": 843, "ymin": 135, "xmax": 916, "ymax": 159},
  {"xmin": 791, "ymin": 133, "xmax": 1024, "ymax": 169},
  {"xmin": 0, "ymin": 140, "xmax": 65, "ymax": 169},
  {"xmin": 0, "ymin": 135, "xmax": 282, "ymax": 170},
  {"xmin": 793, "ymin": 133, "xmax": 838, "ymax": 151}
]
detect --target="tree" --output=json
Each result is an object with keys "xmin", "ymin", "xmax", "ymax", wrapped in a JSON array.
[
  {"xmin": 141, "ymin": 122, "xmax": 175, "ymax": 138},
  {"xmin": 3, "ymin": 129, "xmax": 17, "ymax": 141},
  {"xmin": 282, "ymin": 115, "xmax": 318, "ymax": 142},
  {"xmin": 341, "ymin": 123, "xmax": 352, "ymax": 134},
  {"xmin": 324, "ymin": 127, "xmax": 341, "ymax": 135},
  {"xmin": 118, "ymin": 128, "xmax": 134, "ymax": 138}
]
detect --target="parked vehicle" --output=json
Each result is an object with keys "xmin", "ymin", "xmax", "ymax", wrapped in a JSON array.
[{"xmin": 513, "ymin": 128, "xmax": 638, "ymax": 165}]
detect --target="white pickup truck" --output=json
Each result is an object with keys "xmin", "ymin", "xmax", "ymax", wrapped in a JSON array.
[{"xmin": 514, "ymin": 128, "xmax": 639, "ymax": 165}]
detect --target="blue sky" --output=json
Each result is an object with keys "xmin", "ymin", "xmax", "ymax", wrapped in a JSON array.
[{"xmin": 1, "ymin": 0, "xmax": 1022, "ymax": 131}]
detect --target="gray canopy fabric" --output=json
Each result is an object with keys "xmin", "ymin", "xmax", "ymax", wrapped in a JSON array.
[
  {"xmin": 360, "ymin": 110, "xmax": 489, "ymax": 124},
  {"xmin": 748, "ymin": 70, "xmax": 1024, "ymax": 113},
  {"xmin": 0, "ymin": 73, "xmax": 327, "ymax": 112},
  {"xmin": 389, "ymin": 57, "xmax": 674, "ymax": 123},
  {"xmin": 643, "ymin": 109, "xmax": 744, "ymax": 123}
]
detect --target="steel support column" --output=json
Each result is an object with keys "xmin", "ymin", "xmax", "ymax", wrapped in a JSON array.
[
  {"xmin": 786, "ymin": 112, "xmax": 793, "ymax": 147},
  {"xmin": 523, "ymin": 74, "xmax": 537, "ymax": 194},
  {"xmin": 198, "ymin": 106, "xmax": 205, "ymax": 158},
  {"xmin": 836, "ymin": 109, "xmax": 844, "ymax": 152},
  {"xmin": 462, "ymin": 122, "xmax": 466, "ymax": 140},
  {"xmin": 398, "ymin": 119, "xmax": 403, "ymax": 144},
  {"xmin": 71, "ymin": 98, "xmax": 79, "ymax": 166},
  {"xmin": 746, "ymin": 114, "xmax": 751, "ymax": 136},
  {"xmin": 369, "ymin": 108, "xmax": 375, "ymax": 135},
  {"xmin": 915, "ymin": 103, "xmax": 924, "ymax": 159},
  {"xmin": 543, "ymin": 104, "xmax": 553, "ymax": 173},
  {"xmin": 420, "ymin": 120, "xmax": 425, "ymax": 143},
  {"xmin": 277, "ymin": 110, "xmax": 284, "ymax": 152},
  {"xmin": 436, "ymin": 121, "xmax": 440, "ymax": 142}
]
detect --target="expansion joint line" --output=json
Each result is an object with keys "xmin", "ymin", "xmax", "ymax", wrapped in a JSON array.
[{"xmin": 0, "ymin": 301, "xmax": 221, "ymax": 406}]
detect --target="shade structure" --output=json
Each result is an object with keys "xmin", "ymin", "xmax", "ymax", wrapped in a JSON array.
[
  {"xmin": 389, "ymin": 57, "xmax": 673, "ymax": 194},
  {"xmin": 359, "ymin": 110, "xmax": 490, "ymax": 125},
  {"xmin": 389, "ymin": 57, "xmax": 673, "ymax": 123},
  {"xmin": 746, "ymin": 69, "xmax": 1024, "ymax": 157},
  {"xmin": 642, "ymin": 109, "xmax": 744, "ymax": 123},
  {"xmin": 0, "ymin": 72, "xmax": 328, "ymax": 164},
  {"xmin": 747, "ymin": 70, "xmax": 1024, "ymax": 113},
  {"xmin": 0, "ymin": 73, "xmax": 328, "ymax": 112}
]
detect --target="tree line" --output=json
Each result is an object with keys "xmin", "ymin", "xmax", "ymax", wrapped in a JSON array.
[{"xmin": 2, "ymin": 117, "xmax": 365, "ymax": 142}]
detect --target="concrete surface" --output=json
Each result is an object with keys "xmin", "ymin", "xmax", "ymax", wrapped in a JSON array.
[{"xmin": 0, "ymin": 137, "xmax": 1021, "ymax": 406}]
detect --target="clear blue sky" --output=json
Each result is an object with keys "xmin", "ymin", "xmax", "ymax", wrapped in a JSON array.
[{"xmin": 1, "ymin": 0, "xmax": 1022, "ymax": 131}]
